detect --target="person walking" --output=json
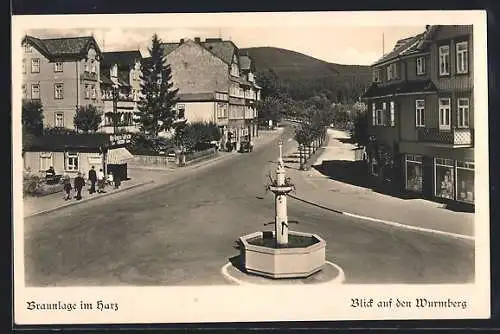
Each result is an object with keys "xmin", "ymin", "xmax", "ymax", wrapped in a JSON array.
[
  {"xmin": 74, "ymin": 172, "xmax": 85, "ymax": 200},
  {"xmin": 97, "ymin": 168, "xmax": 106, "ymax": 193},
  {"xmin": 63, "ymin": 175, "xmax": 72, "ymax": 200},
  {"xmin": 88, "ymin": 166, "xmax": 97, "ymax": 194}
]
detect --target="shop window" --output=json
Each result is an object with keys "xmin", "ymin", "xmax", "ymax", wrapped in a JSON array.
[
  {"xmin": 371, "ymin": 159, "xmax": 379, "ymax": 176},
  {"xmin": 405, "ymin": 154, "xmax": 423, "ymax": 192},
  {"xmin": 65, "ymin": 152, "xmax": 79, "ymax": 171},
  {"xmin": 39, "ymin": 152, "xmax": 53, "ymax": 171},
  {"xmin": 456, "ymin": 161, "xmax": 474, "ymax": 203},
  {"xmin": 435, "ymin": 158, "xmax": 454, "ymax": 200}
]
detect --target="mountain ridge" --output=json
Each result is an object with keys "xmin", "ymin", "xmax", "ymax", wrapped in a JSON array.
[{"xmin": 241, "ymin": 46, "xmax": 372, "ymax": 101}]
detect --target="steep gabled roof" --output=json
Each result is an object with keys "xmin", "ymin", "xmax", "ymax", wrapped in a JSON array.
[
  {"xmin": 372, "ymin": 32, "xmax": 426, "ymax": 66},
  {"xmin": 201, "ymin": 40, "xmax": 238, "ymax": 65},
  {"xmin": 23, "ymin": 35, "xmax": 101, "ymax": 61},
  {"xmin": 160, "ymin": 42, "xmax": 182, "ymax": 57},
  {"xmin": 101, "ymin": 50, "xmax": 142, "ymax": 70}
]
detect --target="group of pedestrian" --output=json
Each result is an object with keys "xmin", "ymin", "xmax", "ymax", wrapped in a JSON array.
[{"xmin": 62, "ymin": 165, "xmax": 121, "ymax": 201}]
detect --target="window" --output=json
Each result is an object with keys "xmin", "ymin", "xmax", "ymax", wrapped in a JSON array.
[
  {"xmin": 456, "ymin": 41, "xmax": 469, "ymax": 74},
  {"xmin": 54, "ymin": 62, "xmax": 63, "ymax": 72},
  {"xmin": 389, "ymin": 101, "xmax": 395, "ymax": 127},
  {"xmin": 31, "ymin": 59, "xmax": 40, "ymax": 73},
  {"xmin": 439, "ymin": 98, "xmax": 451, "ymax": 130},
  {"xmin": 54, "ymin": 83, "xmax": 64, "ymax": 99},
  {"xmin": 85, "ymin": 85, "xmax": 90, "ymax": 99},
  {"xmin": 415, "ymin": 99, "xmax": 425, "ymax": 127},
  {"xmin": 387, "ymin": 63, "xmax": 398, "ymax": 81},
  {"xmin": 457, "ymin": 98, "xmax": 470, "ymax": 128},
  {"xmin": 84, "ymin": 61, "xmax": 89, "ymax": 72},
  {"xmin": 439, "ymin": 45, "xmax": 450, "ymax": 75},
  {"xmin": 372, "ymin": 69, "xmax": 381, "ymax": 83},
  {"xmin": 31, "ymin": 84, "xmax": 40, "ymax": 99},
  {"xmin": 435, "ymin": 158, "xmax": 454, "ymax": 199},
  {"xmin": 456, "ymin": 160, "xmax": 474, "ymax": 203},
  {"xmin": 39, "ymin": 152, "xmax": 53, "ymax": 171},
  {"xmin": 24, "ymin": 43, "xmax": 32, "ymax": 53},
  {"xmin": 111, "ymin": 65, "xmax": 117, "ymax": 78},
  {"xmin": 416, "ymin": 57, "xmax": 425, "ymax": 75},
  {"xmin": 405, "ymin": 154, "xmax": 423, "ymax": 192},
  {"xmin": 90, "ymin": 60, "xmax": 96, "ymax": 73},
  {"xmin": 22, "ymin": 59, "xmax": 26, "ymax": 74},
  {"xmin": 371, "ymin": 103, "xmax": 376, "ymax": 125},
  {"xmin": 65, "ymin": 152, "xmax": 79, "ymax": 172},
  {"xmin": 91, "ymin": 85, "xmax": 96, "ymax": 99},
  {"xmin": 55, "ymin": 112, "xmax": 64, "ymax": 127},
  {"xmin": 177, "ymin": 104, "xmax": 185, "ymax": 119},
  {"xmin": 22, "ymin": 84, "xmax": 27, "ymax": 98}
]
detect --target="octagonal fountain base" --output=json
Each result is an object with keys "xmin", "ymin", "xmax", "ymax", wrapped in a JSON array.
[{"xmin": 239, "ymin": 230, "xmax": 326, "ymax": 279}]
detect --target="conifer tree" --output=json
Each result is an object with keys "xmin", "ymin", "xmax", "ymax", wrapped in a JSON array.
[{"xmin": 136, "ymin": 33, "xmax": 179, "ymax": 138}]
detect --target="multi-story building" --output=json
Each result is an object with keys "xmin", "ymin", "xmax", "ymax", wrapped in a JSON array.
[
  {"xmin": 159, "ymin": 37, "xmax": 261, "ymax": 149},
  {"xmin": 99, "ymin": 50, "xmax": 142, "ymax": 133},
  {"xmin": 362, "ymin": 25, "xmax": 474, "ymax": 206},
  {"xmin": 21, "ymin": 35, "xmax": 104, "ymax": 129}
]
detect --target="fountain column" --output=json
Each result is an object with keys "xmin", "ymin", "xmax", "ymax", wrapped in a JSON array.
[{"xmin": 275, "ymin": 141, "xmax": 289, "ymax": 246}]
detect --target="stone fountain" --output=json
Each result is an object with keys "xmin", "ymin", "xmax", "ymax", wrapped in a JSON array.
[{"xmin": 239, "ymin": 141, "xmax": 327, "ymax": 279}]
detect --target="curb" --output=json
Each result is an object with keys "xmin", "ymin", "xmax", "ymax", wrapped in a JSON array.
[
  {"xmin": 25, "ymin": 180, "xmax": 155, "ymax": 218},
  {"xmin": 288, "ymin": 193, "xmax": 474, "ymax": 241}
]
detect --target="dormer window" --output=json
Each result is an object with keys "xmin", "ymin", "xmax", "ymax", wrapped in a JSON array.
[
  {"xmin": 387, "ymin": 63, "xmax": 398, "ymax": 81},
  {"xmin": 416, "ymin": 57, "xmax": 425, "ymax": 75}
]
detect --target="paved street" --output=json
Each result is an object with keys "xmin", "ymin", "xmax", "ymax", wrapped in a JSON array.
[{"xmin": 24, "ymin": 126, "xmax": 474, "ymax": 286}]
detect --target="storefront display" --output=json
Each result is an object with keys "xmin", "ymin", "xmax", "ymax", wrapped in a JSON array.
[
  {"xmin": 405, "ymin": 154, "xmax": 422, "ymax": 192},
  {"xmin": 435, "ymin": 158, "xmax": 454, "ymax": 199},
  {"xmin": 456, "ymin": 161, "xmax": 474, "ymax": 203}
]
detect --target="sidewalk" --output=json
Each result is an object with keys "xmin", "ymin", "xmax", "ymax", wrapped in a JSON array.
[
  {"xmin": 283, "ymin": 128, "xmax": 475, "ymax": 238},
  {"xmin": 23, "ymin": 129, "xmax": 284, "ymax": 218}
]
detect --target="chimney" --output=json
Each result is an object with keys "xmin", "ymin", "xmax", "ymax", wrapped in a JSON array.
[
  {"xmin": 194, "ymin": 37, "xmax": 201, "ymax": 43},
  {"xmin": 180, "ymin": 38, "xmax": 185, "ymax": 44}
]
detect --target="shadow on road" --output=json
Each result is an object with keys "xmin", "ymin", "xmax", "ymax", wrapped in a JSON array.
[{"xmin": 313, "ymin": 160, "xmax": 421, "ymax": 200}]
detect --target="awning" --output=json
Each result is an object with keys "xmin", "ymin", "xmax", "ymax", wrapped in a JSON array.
[{"xmin": 107, "ymin": 147, "xmax": 134, "ymax": 164}]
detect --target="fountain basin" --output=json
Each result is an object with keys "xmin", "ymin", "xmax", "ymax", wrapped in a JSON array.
[{"xmin": 239, "ymin": 231, "xmax": 326, "ymax": 279}]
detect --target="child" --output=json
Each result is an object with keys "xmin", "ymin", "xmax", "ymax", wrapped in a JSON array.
[{"xmin": 63, "ymin": 176, "xmax": 72, "ymax": 200}]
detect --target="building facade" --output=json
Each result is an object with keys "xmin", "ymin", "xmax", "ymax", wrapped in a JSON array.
[
  {"xmin": 100, "ymin": 50, "xmax": 142, "ymax": 134},
  {"xmin": 362, "ymin": 25, "xmax": 474, "ymax": 206},
  {"xmin": 160, "ymin": 38, "xmax": 261, "ymax": 149},
  {"xmin": 22, "ymin": 35, "xmax": 104, "ymax": 129}
]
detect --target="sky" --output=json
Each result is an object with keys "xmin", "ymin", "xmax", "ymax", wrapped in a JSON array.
[{"xmin": 27, "ymin": 25, "xmax": 424, "ymax": 66}]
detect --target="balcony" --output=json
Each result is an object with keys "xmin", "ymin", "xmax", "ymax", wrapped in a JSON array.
[{"xmin": 417, "ymin": 127, "xmax": 473, "ymax": 147}]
